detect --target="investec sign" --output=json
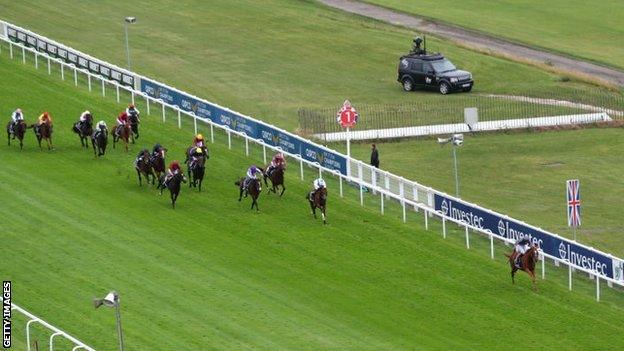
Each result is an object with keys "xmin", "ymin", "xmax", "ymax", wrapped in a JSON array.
[{"xmin": 435, "ymin": 194, "xmax": 622, "ymax": 280}]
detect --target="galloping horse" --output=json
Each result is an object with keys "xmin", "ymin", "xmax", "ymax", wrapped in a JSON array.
[
  {"xmin": 159, "ymin": 172, "xmax": 186, "ymax": 209},
  {"xmin": 150, "ymin": 148, "xmax": 166, "ymax": 181},
  {"xmin": 236, "ymin": 178, "xmax": 261, "ymax": 211},
  {"xmin": 307, "ymin": 187, "xmax": 327, "ymax": 224},
  {"xmin": 135, "ymin": 150, "xmax": 156, "ymax": 186},
  {"xmin": 128, "ymin": 113, "xmax": 140, "ymax": 143},
  {"xmin": 32, "ymin": 121, "xmax": 53, "ymax": 150},
  {"xmin": 263, "ymin": 164, "xmax": 286, "ymax": 196},
  {"xmin": 188, "ymin": 154, "xmax": 206, "ymax": 192},
  {"xmin": 505, "ymin": 244, "xmax": 540, "ymax": 291},
  {"xmin": 112, "ymin": 123, "xmax": 131, "ymax": 151},
  {"xmin": 91, "ymin": 126, "xmax": 108, "ymax": 157},
  {"xmin": 7, "ymin": 120, "xmax": 26, "ymax": 149},
  {"xmin": 73, "ymin": 114, "xmax": 93, "ymax": 149}
]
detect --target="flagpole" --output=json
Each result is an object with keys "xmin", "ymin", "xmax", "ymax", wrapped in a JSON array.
[{"xmin": 346, "ymin": 126, "xmax": 351, "ymax": 178}]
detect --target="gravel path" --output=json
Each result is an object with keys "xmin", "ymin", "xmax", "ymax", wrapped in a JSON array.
[{"xmin": 319, "ymin": 0, "xmax": 624, "ymax": 87}]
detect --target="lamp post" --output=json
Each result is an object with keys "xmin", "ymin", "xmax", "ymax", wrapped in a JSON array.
[
  {"xmin": 124, "ymin": 17, "xmax": 137, "ymax": 70},
  {"xmin": 437, "ymin": 134, "xmax": 464, "ymax": 197},
  {"xmin": 94, "ymin": 291, "xmax": 125, "ymax": 351}
]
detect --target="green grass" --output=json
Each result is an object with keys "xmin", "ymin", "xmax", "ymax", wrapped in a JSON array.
[
  {"xmin": 3, "ymin": 37, "xmax": 624, "ymax": 350},
  {"xmin": 364, "ymin": 0, "xmax": 624, "ymax": 69},
  {"xmin": 342, "ymin": 127, "xmax": 624, "ymax": 257},
  {"xmin": 0, "ymin": 0, "xmax": 620, "ymax": 132}
]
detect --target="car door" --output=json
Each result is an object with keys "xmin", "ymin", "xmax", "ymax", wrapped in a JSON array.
[
  {"xmin": 423, "ymin": 62, "xmax": 436, "ymax": 87},
  {"xmin": 410, "ymin": 59, "xmax": 426, "ymax": 86}
]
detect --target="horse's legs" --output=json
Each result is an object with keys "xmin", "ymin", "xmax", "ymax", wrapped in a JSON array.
[
  {"xmin": 511, "ymin": 268, "xmax": 517, "ymax": 284},
  {"xmin": 137, "ymin": 169, "xmax": 142, "ymax": 186},
  {"xmin": 198, "ymin": 178, "xmax": 202, "ymax": 192},
  {"xmin": 238, "ymin": 187, "xmax": 244, "ymax": 201},
  {"xmin": 321, "ymin": 207, "xmax": 326, "ymax": 224},
  {"xmin": 279, "ymin": 185, "xmax": 286, "ymax": 197}
]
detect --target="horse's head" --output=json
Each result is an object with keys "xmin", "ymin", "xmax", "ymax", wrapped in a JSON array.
[
  {"xmin": 317, "ymin": 187, "xmax": 328, "ymax": 203},
  {"xmin": 529, "ymin": 244, "xmax": 540, "ymax": 262}
]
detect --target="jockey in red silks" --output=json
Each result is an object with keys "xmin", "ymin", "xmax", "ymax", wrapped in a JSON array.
[
  {"xmin": 162, "ymin": 160, "xmax": 181, "ymax": 187},
  {"xmin": 116, "ymin": 111, "xmax": 129, "ymax": 126},
  {"xmin": 266, "ymin": 152, "xmax": 286, "ymax": 177}
]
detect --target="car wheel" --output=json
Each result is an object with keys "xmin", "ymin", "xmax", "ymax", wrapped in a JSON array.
[
  {"xmin": 402, "ymin": 77, "xmax": 414, "ymax": 92},
  {"xmin": 463, "ymin": 86, "xmax": 473, "ymax": 93},
  {"xmin": 439, "ymin": 82, "xmax": 450, "ymax": 95}
]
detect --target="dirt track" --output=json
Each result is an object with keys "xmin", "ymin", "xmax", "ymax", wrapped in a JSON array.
[{"xmin": 319, "ymin": 0, "xmax": 624, "ymax": 87}]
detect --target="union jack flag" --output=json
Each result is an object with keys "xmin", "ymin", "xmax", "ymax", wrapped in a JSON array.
[{"xmin": 567, "ymin": 179, "xmax": 581, "ymax": 227}]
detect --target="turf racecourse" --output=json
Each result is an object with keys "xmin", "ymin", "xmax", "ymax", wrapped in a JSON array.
[{"xmin": 2, "ymin": 53, "xmax": 624, "ymax": 350}]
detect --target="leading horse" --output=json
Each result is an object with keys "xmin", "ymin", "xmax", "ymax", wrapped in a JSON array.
[
  {"xmin": 188, "ymin": 154, "xmax": 206, "ymax": 192},
  {"xmin": 236, "ymin": 178, "xmax": 261, "ymax": 211},
  {"xmin": 7, "ymin": 120, "xmax": 26, "ymax": 149},
  {"xmin": 128, "ymin": 113, "xmax": 140, "ymax": 143},
  {"xmin": 505, "ymin": 244, "xmax": 540, "ymax": 291},
  {"xmin": 307, "ymin": 187, "xmax": 327, "ymax": 224},
  {"xmin": 91, "ymin": 126, "xmax": 108, "ymax": 157},
  {"xmin": 263, "ymin": 164, "xmax": 286, "ymax": 196},
  {"xmin": 159, "ymin": 172, "xmax": 186, "ymax": 209}
]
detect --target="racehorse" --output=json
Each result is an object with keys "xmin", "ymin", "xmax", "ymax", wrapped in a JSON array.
[
  {"xmin": 236, "ymin": 177, "xmax": 261, "ymax": 211},
  {"xmin": 505, "ymin": 244, "xmax": 540, "ymax": 291},
  {"xmin": 150, "ymin": 148, "xmax": 166, "ymax": 181},
  {"xmin": 159, "ymin": 172, "xmax": 186, "ymax": 209},
  {"xmin": 91, "ymin": 126, "xmax": 108, "ymax": 157},
  {"xmin": 31, "ymin": 121, "xmax": 53, "ymax": 150},
  {"xmin": 135, "ymin": 150, "xmax": 156, "ymax": 186},
  {"xmin": 72, "ymin": 114, "xmax": 93, "ymax": 149},
  {"xmin": 7, "ymin": 120, "xmax": 26, "ymax": 149},
  {"xmin": 112, "ymin": 123, "xmax": 131, "ymax": 151},
  {"xmin": 263, "ymin": 164, "xmax": 286, "ymax": 196},
  {"xmin": 307, "ymin": 187, "xmax": 327, "ymax": 224},
  {"xmin": 128, "ymin": 113, "xmax": 140, "ymax": 143},
  {"xmin": 188, "ymin": 153, "xmax": 206, "ymax": 192}
]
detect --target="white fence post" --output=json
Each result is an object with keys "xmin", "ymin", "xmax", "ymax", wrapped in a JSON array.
[
  {"xmin": 318, "ymin": 166, "xmax": 322, "ymax": 178},
  {"xmin": 299, "ymin": 158, "xmax": 304, "ymax": 180},
  {"xmin": 596, "ymin": 276, "xmax": 600, "ymax": 302},
  {"xmin": 442, "ymin": 218, "xmax": 446, "ymax": 238},
  {"xmin": 177, "ymin": 108, "xmax": 181, "ymax": 129},
  {"xmin": 50, "ymin": 332, "xmax": 63, "ymax": 351},
  {"xmin": 380, "ymin": 192, "xmax": 384, "ymax": 215},
  {"xmin": 465, "ymin": 226, "xmax": 470, "ymax": 249},
  {"xmin": 21, "ymin": 46, "xmax": 25, "ymax": 64},
  {"xmin": 541, "ymin": 254, "xmax": 545, "ymax": 279},
  {"xmin": 227, "ymin": 129, "xmax": 231, "ymax": 149},
  {"xmin": 210, "ymin": 124, "xmax": 214, "ymax": 143},
  {"xmin": 424, "ymin": 210, "xmax": 429, "ymax": 229},
  {"xmin": 9, "ymin": 42, "xmax": 13, "ymax": 58},
  {"xmin": 47, "ymin": 57, "xmax": 51, "ymax": 74},
  {"xmin": 116, "ymin": 85, "xmax": 120, "ymax": 103},
  {"xmin": 245, "ymin": 137, "xmax": 249, "ymax": 156},
  {"xmin": 131, "ymin": 91, "xmax": 135, "ymax": 105},
  {"xmin": 101, "ymin": 79, "xmax": 105, "ymax": 97},
  {"xmin": 60, "ymin": 64, "xmax": 64, "ymax": 80},
  {"xmin": 26, "ymin": 319, "xmax": 38, "ymax": 351},
  {"xmin": 263, "ymin": 144, "xmax": 267, "ymax": 164},
  {"xmin": 193, "ymin": 115, "xmax": 197, "ymax": 135},
  {"xmin": 359, "ymin": 184, "xmax": 364, "ymax": 207},
  {"xmin": 402, "ymin": 201, "xmax": 406, "ymax": 223},
  {"xmin": 339, "ymin": 176, "xmax": 343, "ymax": 197},
  {"xmin": 569, "ymin": 264, "xmax": 573, "ymax": 291},
  {"xmin": 490, "ymin": 234, "xmax": 494, "ymax": 258},
  {"xmin": 35, "ymin": 51, "xmax": 38, "ymax": 69},
  {"xmin": 87, "ymin": 73, "xmax": 91, "ymax": 91},
  {"xmin": 162, "ymin": 103, "xmax": 166, "ymax": 122},
  {"xmin": 73, "ymin": 67, "xmax": 77, "ymax": 86}
]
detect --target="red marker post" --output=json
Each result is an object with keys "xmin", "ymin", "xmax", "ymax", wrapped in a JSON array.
[{"xmin": 336, "ymin": 100, "xmax": 358, "ymax": 177}]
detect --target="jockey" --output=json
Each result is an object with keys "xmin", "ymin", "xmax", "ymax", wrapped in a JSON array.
[
  {"xmin": 79, "ymin": 110, "xmax": 92, "ymax": 123},
  {"xmin": 126, "ymin": 104, "xmax": 140, "ymax": 121},
  {"xmin": 188, "ymin": 147, "xmax": 204, "ymax": 169},
  {"xmin": 313, "ymin": 177, "xmax": 326, "ymax": 191},
  {"xmin": 9, "ymin": 108, "xmax": 24, "ymax": 136},
  {"xmin": 95, "ymin": 120, "xmax": 107, "ymax": 132},
  {"xmin": 514, "ymin": 237, "xmax": 532, "ymax": 267},
  {"xmin": 243, "ymin": 165, "xmax": 263, "ymax": 192},
  {"xmin": 266, "ymin": 152, "xmax": 286, "ymax": 177},
  {"xmin": 162, "ymin": 160, "xmax": 182, "ymax": 187},
  {"xmin": 151, "ymin": 143, "xmax": 164, "ymax": 159},
  {"xmin": 37, "ymin": 112, "xmax": 53, "ymax": 126},
  {"xmin": 116, "ymin": 111, "xmax": 129, "ymax": 126},
  {"xmin": 135, "ymin": 148, "xmax": 149, "ymax": 166}
]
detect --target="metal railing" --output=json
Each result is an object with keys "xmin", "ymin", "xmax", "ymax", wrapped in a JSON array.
[{"xmin": 1, "ymin": 32, "xmax": 622, "ymax": 302}]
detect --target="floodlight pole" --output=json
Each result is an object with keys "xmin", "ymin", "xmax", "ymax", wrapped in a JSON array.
[
  {"xmin": 452, "ymin": 144, "xmax": 460, "ymax": 197},
  {"xmin": 114, "ymin": 301, "xmax": 125, "ymax": 351},
  {"xmin": 123, "ymin": 17, "xmax": 136, "ymax": 70},
  {"xmin": 346, "ymin": 127, "xmax": 351, "ymax": 178}
]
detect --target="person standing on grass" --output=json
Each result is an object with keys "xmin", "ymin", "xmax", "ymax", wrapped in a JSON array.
[{"xmin": 370, "ymin": 143, "xmax": 379, "ymax": 168}]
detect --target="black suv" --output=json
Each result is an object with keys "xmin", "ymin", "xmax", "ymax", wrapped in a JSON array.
[{"xmin": 397, "ymin": 53, "xmax": 473, "ymax": 94}]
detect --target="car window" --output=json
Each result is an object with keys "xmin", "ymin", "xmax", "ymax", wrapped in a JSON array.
[
  {"xmin": 423, "ymin": 62, "xmax": 433, "ymax": 73},
  {"xmin": 431, "ymin": 59, "xmax": 457, "ymax": 73},
  {"xmin": 411, "ymin": 61, "xmax": 423, "ymax": 72}
]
